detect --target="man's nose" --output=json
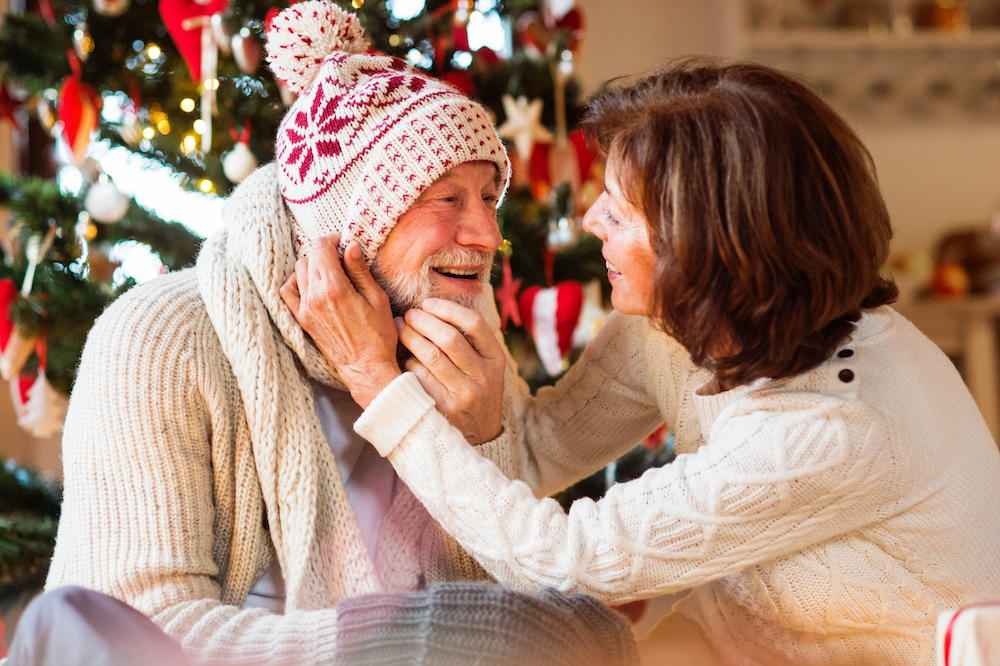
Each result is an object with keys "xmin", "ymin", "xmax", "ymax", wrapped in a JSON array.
[{"xmin": 458, "ymin": 199, "xmax": 503, "ymax": 252}]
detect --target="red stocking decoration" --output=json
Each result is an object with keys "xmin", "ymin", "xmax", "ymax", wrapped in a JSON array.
[{"xmin": 518, "ymin": 281, "xmax": 583, "ymax": 376}]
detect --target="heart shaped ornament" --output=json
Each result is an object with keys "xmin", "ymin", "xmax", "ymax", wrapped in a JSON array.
[
  {"xmin": 57, "ymin": 75, "xmax": 101, "ymax": 164},
  {"xmin": 159, "ymin": 0, "xmax": 229, "ymax": 82},
  {"xmin": 0, "ymin": 278, "xmax": 37, "ymax": 381},
  {"xmin": 519, "ymin": 281, "xmax": 583, "ymax": 376}
]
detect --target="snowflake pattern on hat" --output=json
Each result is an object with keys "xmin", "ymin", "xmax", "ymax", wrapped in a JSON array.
[{"xmin": 268, "ymin": 2, "xmax": 509, "ymax": 262}]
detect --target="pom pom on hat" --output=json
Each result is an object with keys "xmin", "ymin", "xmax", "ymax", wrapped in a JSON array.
[
  {"xmin": 267, "ymin": 2, "xmax": 510, "ymax": 263},
  {"xmin": 265, "ymin": 0, "xmax": 368, "ymax": 94}
]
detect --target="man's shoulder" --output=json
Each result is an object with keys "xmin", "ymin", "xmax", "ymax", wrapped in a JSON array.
[{"xmin": 91, "ymin": 268, "xmax": 214, "ymax": 344}]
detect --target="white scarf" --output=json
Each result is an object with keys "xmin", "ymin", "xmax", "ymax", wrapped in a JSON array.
[{"xmin": 196, "ymin": 163, "xmax": 381, "ymax": 611}]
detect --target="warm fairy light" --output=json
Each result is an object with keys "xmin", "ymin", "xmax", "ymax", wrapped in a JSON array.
[
  {"xmin": 352, "ymin": 0, "xmax": 363, "ymax": 7},
  {"xmin": 142, "ymin": 127, "xmax": 156, "ymax": 140},
  {"xmin": 156, "ymin": 119, "xmax": 170, "ymax": 134},
  {"xmin": 204, "ymin": 78, "xmax": 219, "ymax": 91},
  {"xmin": 193, "ymin": 119, "xmax": 206, "ymax": 134},
  {"xmin": 180, "ymin": 98, "xmax": 196, "ymax": 113},
  {"xmin": 199, "ymin": 179, "xmax": 214, "ymax": 193},
  {"xmin": 75, "ymin": 28, "xmax": 94, "ymax": 55},
  {"xmin": 182, "ymin": 135, "xmax": 197, "ymax": 153},
  {"xmin": 388, "ymin": 34, "xmax": 401, "ymax": 47},
  {"xmin": 147, "ymin": 44, "xmax": 161, "ymax": 60}
]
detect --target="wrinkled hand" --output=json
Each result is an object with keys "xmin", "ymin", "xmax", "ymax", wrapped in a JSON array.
[
  {"xmin": 279, "ymin": 234, "xmax": 400, "ymax": 408},
  {"xmin": 398, "ymin": 298, "xmax": 506, "ymax": 444}
]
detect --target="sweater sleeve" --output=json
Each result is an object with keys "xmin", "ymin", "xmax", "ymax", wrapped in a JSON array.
[
  {"xmin": 45, "ymin": 274, "xmax": 340, "ymax": 666},
  {"xmin": 357, "ymin": 365, "xmax": 900, "ymax": 605},
  {"xmin": 491, "ymin": 312, "xmax": 671, "ymax": 497}
]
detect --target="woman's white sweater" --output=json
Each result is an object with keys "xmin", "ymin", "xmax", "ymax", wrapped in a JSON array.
[{"xmin": 357, "ymin": 306, "xmax": 1000, "ymax": 666}]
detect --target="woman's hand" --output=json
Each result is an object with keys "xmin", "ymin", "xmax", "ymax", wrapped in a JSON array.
[
  {"xmin": 279, "ymin": 234, "xmax": 401, "ymax": 408},
  {"xmin": 398, "ymin": 299, "xmax": 507, "ymax": 445}
]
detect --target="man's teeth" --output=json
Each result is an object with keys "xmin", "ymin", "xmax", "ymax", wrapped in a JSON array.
[
  {"xmin": 435, "ymin": 267, "xmax": 479, "ymax": 279},
  {"xmin": 606, "ymin": 260, "xmax": 620, "ymax": 274}
]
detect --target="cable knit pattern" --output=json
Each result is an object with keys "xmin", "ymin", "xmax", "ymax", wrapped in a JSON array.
[
  {"xmin": 357, "ymin": 307, "xmax": 1000, "ymax": 666},
  {"xmin": 45, "ymin": 164, "xmax": 512, "ymax": 665},
  {"xmin": 197, "ymin": 164, "xmax": 379, "ymax": 611}
]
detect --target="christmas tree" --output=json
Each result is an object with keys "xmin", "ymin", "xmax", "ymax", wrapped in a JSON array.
[{"xmin": 0, "ymin": 0, "xmax": 673, "ymax": 602}]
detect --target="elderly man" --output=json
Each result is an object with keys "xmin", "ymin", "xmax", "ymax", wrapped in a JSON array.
[{"xmin": 13, "ymin": 4, "xmax": 639, "ymax": 666}]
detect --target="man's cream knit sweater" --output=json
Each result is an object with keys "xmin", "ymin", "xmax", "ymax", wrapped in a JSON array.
[
  {"xmin": 44, "ymin": 165, "xmax": 516, "ymax": 664},
  {"xmin": 358, "ymin": 306, "xmax": 1000, "ymax": 666}
]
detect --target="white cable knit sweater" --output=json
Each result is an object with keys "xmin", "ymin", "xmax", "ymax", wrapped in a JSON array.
[
  {"xmin": 357, "ymin": 306, "xmax": 1000, "ymax": 666},
  {"xmin": 44, "ymin": 165, "xmax": 515, "ymax": 665}
]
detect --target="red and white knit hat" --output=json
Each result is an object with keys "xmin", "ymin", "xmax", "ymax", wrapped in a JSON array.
[{"xmin": 266, "ymin": 1, "xmax": 509, "ymax": 262}]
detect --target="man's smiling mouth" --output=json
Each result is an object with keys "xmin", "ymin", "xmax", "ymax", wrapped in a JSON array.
[{"xmin": 433, "ymin": 267, "xmax": 480, "ymax": 280}]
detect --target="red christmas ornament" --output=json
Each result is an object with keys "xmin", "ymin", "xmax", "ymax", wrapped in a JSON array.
[
  {"xmin": 518, "ymin": 280, "xmax": 583, "ymax": 376},
  {"xmin": 473, "ymin": 46, "xmax": 501, "ymax": 67},
  {"xmin": 441, "ymin": 71, "xmax": 477, "ymax": 98},
  {"xmin": 493, "ymin": 253, "xmax": 522, "ymax": 330},
  {"xmin": 159, "ymin": 0, "xmax": 229, "ymax": 82},
  {"xmin": 516, "ymin": 8, "xmax": 585, "ymax": 58},
  {"xmin": 0, "ymin": 278, "xmax": 16, "ymax": 350},
  {"xmin": 57, "ymin": 54, "xmax": 102, "ymax": 164},
  {"xmin": 0, "ymin": 84, "xmax": 23, "ymax": 131},
  {"xmin": 525, "ymin": 128, "xmax": 597, "ymax": 202}
]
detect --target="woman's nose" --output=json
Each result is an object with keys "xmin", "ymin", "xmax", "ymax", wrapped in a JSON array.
[{"xmin": 582, "ymin": 194, "xmax": 608, "ymax": 241}]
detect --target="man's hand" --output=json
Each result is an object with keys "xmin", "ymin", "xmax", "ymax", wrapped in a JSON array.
[
  {"xmin": 398, "ymin": 298, "xmax": 506, "ymax": 445},
  {"xmin": 279, "ymin": 234, "xmax": 401, "ymax": 408}
]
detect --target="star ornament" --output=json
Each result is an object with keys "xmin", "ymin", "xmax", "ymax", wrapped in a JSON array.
[
  {"xmin": 494, "ymin": 252, "xmax": 522, "ymax": 330},
  {"xmin": 497, "ymin": 94, "xmax": 553, "ymax": 162}
]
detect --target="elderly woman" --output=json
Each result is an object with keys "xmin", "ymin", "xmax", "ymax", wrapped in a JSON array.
[{"xmin": 285, "ymin": 60, "xmax": 1000, "ymax": 666}]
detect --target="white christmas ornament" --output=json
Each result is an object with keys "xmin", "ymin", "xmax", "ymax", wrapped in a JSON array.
[
  {"xmin": 118, "ymin": 116, "xmax": 142, "ymax": 146},
  {"xmin": 497, "ymin": 95, "xmax": 554, "ymax": 161},
  {"xmin": 231, "ymin": 27, "xmax": 263, "ymax": 75},
  {"xmin": 10, "ymin": 369, "xmax": 68, "ymax": 438},
  {"xmin": 571, "ymin": 279, "xmax": 608, "ymax": 349},
  {"xmin": 85, "ymin": 180, "xmax": 129, "ymax": 224},
  {"xmin": 93, "ymin": 0, "xmax": 130, "ymax": 17},
  {"xmin": 223, "ymin": 142, "xmax": 259, "ymax": 183}
]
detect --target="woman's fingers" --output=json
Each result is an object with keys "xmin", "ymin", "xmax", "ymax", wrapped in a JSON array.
[
  {"xmin": 404, "ymin": 299, "xmax": 505, "ymax": 375},
  {"xmin": 398, "ymin": 315, "xmax": 466, "ymax": 386},
  {"xmin": 398, "ymin": 301, "xmax": 506, "ymax": 444}
]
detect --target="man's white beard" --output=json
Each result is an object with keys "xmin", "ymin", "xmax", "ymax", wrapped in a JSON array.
[{"xmin": 371, "ymin": 248, "xmax": 494, "ymax": 317}]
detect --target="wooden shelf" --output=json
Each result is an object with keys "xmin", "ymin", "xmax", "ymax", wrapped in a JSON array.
[{"xmin": 746, "ymin": 26, "xmax": 1000, "ymax": 51}]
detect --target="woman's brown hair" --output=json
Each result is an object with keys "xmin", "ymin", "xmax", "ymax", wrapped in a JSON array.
[{"xmin": 581, "ymin": 59, "xmax": 898, "ymax": 386}]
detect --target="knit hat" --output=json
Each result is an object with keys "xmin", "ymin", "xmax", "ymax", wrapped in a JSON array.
[{"xmin": 266, "ymin": 1, "xmax": 510, "ymax": 263}]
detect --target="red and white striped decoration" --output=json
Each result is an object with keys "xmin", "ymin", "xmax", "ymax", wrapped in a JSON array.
[{"xmin": 519, "ymin": 281, "xmax": 583, "ymax": 376}]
